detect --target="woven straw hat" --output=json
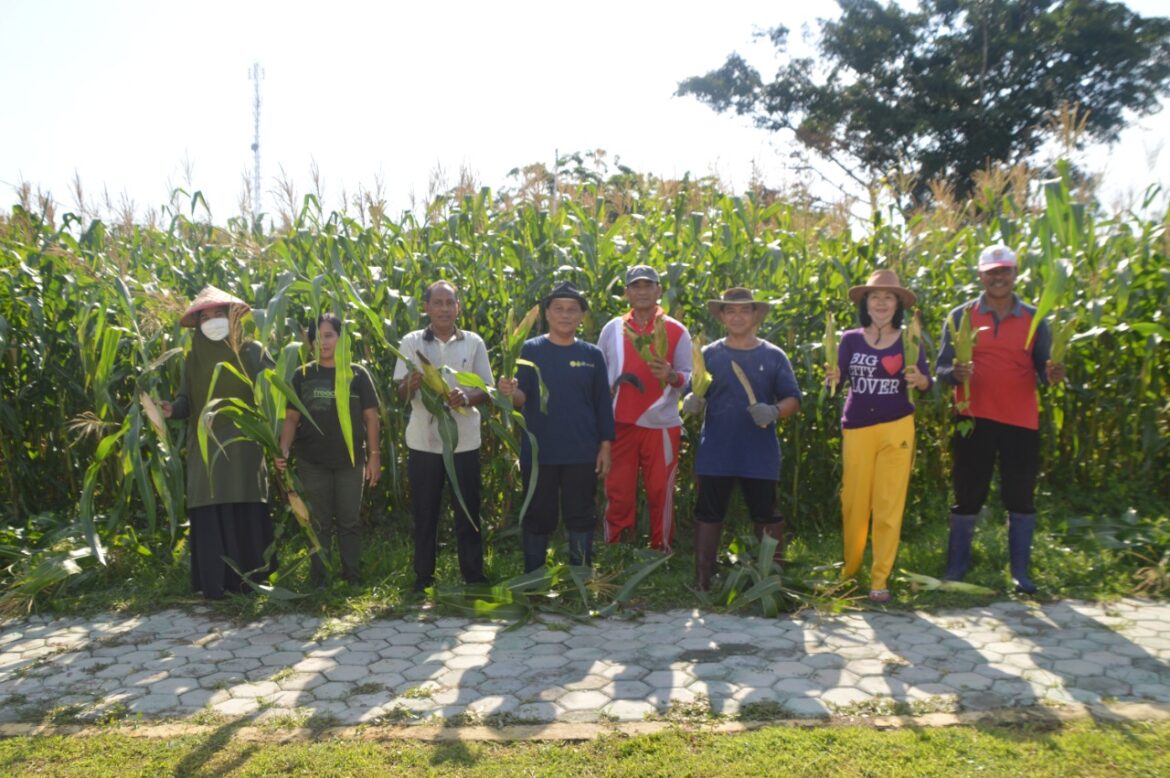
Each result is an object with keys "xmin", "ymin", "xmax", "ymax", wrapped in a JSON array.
[{"xmin": 179, "ymin": 286, "xmax": 250, "ymax": 328}]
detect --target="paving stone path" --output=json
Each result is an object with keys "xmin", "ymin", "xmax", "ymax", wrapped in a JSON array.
[{"xmin": 1, "ymin": 598, "xmax": 1167, "ymax": 730}]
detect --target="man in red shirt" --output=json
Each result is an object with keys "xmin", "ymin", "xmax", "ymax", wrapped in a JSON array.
[
  {"xmin": 597, "ymin": 266, "xmax": 692, "ymax": 552},
  {"xmin": 936, "ymin": 245, "xmax": 1067, "ymax": 594}
]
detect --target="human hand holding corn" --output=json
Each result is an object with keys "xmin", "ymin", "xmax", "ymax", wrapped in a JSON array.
[{"xmin": 904, "ymin": 364, "xmax": 929, "ymax": 391}]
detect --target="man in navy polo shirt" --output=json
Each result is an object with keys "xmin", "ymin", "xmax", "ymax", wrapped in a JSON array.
[{"xmin": 498, "ymin": 282, "xmax": 615, "ymax": 572}]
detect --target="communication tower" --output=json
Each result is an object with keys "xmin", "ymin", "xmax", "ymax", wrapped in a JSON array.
[{"xmin": 249, "ymin": 62, "xmax": 264, "ymax": 217}]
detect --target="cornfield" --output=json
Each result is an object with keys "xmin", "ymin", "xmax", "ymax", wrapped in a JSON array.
[{"xmin": 0, "ymin": 158, "xmax": 1167, "ymax": 595}]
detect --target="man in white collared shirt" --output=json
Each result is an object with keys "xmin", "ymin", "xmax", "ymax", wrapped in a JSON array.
[{"xmin": 393, "ymin": 281, "xmax": 494, "ymax": 592}]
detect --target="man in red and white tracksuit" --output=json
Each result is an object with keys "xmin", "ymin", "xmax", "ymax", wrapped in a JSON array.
[{"xmin": 597, "ymin": 265, "xmax": 692, "ymax": 552}]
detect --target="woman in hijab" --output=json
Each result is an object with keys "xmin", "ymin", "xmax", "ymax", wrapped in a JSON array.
[{"xmin": 161, "ymin": 286, "xmax": 276, "ymax": 599}]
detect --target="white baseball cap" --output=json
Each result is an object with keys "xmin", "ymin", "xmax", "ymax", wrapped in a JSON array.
[{"xmin": 978, "ymin": 244, "xmax": 1018, "ymax": 270}]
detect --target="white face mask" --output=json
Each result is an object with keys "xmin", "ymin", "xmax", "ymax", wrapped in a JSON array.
[{"xmin": 200, "ymin": 318, "xmax": 231, "ymax": 342}]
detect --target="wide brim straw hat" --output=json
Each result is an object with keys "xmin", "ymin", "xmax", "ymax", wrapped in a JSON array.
[
  {"xmin": 179, "ymin": 285, "xmax": 251, "ymax": 328},
  {"xmin": 847, "ymin": 270, "xmax": 917, "ymax": 307},
  {"xmin": 705, "ymin": 287, "xmax": 772, "ymax": 318}
]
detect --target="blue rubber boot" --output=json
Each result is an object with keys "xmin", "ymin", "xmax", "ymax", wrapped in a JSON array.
[
  {"xmin": 943, "ymin": 513, "xmax": 978, "ymax": 581},
  {"xmin": 568, "ymin": 530, "xmax": 594, "ymax": 567},
  {"xmin": 522, "ymin": 531, "xmax": 549, "ymax": 573},
  {"xmin": 1008, "ymin": 513, "xmax": 1038, "ymax": 594}
]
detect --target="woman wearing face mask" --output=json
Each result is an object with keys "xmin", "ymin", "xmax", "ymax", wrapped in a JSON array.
[{"xmin": 161, "ymin": 286, "xmax": 276, "ymax": 599}]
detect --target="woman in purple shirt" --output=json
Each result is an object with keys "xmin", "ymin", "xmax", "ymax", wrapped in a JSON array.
[{"xmin": 826, "ymin": 270, "xmax": 931, "ymax": 603}]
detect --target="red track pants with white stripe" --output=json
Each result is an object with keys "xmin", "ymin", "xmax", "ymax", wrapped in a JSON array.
[{"xmin": 603, "ymin": 423, "xmax": 681, "ymax": 551}]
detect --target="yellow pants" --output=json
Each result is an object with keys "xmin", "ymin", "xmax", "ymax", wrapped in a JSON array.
[{"xmin": 840, "ymin": 414, "xmax": 915, "ymax": 590}]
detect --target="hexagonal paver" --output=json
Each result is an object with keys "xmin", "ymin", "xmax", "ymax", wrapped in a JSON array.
[
  {"xmin": 558, "ymin": 691, "xmax": 610, "ymax": 711},
  {"xmin": 783, "ymin": 697, "xmax": 831, "ymax": 719},
  {"xmin": 942, "ymin": 672, "xmax": 993, "ymax": 691},
  {"xmin": 821, "ymin": 687, "xmax": 873, "ymax": 709},
  {"xmin": 213, "ymin": 697, "xmax": 259, "ymax": 716},
  {"xmin": 321, "ymin": 665, "xmax": 370, "ymax": 683},
  {"xmin": 603, "ymin": 699, "xmax": 657, "ymax": 721},
  {"xmin": 564, "ymin": 675, "xmax": 609, "ymax": 692}
]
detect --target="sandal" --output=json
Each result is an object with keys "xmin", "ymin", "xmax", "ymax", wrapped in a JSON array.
[{"xmin": 868, "ymin": 588, "xmax": 891, "ymax": 603}]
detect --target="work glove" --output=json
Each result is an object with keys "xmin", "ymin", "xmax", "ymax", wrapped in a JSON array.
[
  {"xmin": 681, "ymin": 392, "xmax": 706, "ymax": 416},
  {"xmin": 748, "ymin": 402, "xmax": 780, "ymax": 426}
]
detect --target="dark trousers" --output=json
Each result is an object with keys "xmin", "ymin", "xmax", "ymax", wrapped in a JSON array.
[
  {"xmin": 521, "ymin": 462, "xmax": 598, "ymax": 534},
  {"xmin": 189, "ymin": 502, "xmax": 275, "ymax": 599},
  {"xmin": 694, "ymin": 475, "xmax": 777, "ymax": 524},
  {"xmin": 409, "ymin": 448, "xmax": 485, "ymax": 586},
  {"xmin": 951, "ymin": 417, "xmax": 1039, "ymax": 515},
  {"xmin": 298, "ymin": 459, "xmax": 364, "ymax": 585}
]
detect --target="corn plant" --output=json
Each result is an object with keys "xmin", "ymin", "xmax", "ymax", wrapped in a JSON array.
[{"xmin": 0, "ymin": 155, "xmax": 1167, "ymax": 608}]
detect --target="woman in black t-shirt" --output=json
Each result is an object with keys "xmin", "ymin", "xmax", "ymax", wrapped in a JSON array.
[{"xmin": 276, "ymin": 314, "xmax": 381, "ymax": 586}]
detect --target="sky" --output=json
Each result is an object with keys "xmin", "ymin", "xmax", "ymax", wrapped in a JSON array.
[{"xmin": 2, "ymin": 0, "xmax": 1168, "ymax": 224}]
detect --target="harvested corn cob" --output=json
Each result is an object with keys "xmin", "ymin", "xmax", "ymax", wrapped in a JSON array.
[
  {"xmin": 730, "ymin": 360, "xmax": 768, "ymax": 428},
  {"xmin": 823, "ymin": 312, "xmax": 838, "ymax": 398},
  {"xmin": 954, "ymin": 305, "xmax": 977, "ymax": 401},
  {"xmin": 904, "ymin": 311, "xmax": 922, "ymax": 405},
  {"xmin": 690, "ymin": 336, "xmax": 711, "ymax": 398},
  {"xmin": 417, "ymin": 352, "xmax": 469, "ymax": 415}
]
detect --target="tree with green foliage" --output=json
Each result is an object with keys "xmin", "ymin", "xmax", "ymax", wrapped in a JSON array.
[{"xmin": 678, "ymin": 0, "xmax": 1170, "ymax": 205}]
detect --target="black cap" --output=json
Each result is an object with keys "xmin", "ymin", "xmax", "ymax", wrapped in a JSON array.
[
  {"xmin": 625, "ymin": 265, "xmax": 660, "ymax": 285},
  {"xmin": 542, "ymin": 282, "xmax": 589, "ymax": 311}
]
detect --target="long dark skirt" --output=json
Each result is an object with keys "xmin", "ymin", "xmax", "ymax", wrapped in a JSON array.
[{"xmin": 189, "ymin": 502, "xmax": 276, "ymax": 599}]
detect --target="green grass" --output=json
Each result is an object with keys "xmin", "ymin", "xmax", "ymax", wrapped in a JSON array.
[{"xmin": 0, "ymin": 719, "xmax": 1167, "ymax": 776}]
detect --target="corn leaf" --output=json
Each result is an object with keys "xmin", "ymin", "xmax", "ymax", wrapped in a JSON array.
[{"xmin": 1025, "ymin": 257, "xmax": 1072, "ymax": 350}]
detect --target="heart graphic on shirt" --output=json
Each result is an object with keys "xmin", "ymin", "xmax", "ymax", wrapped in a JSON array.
[{"xmin": 880, "ymin": 354, "xmax": 904, "ymax": 375}]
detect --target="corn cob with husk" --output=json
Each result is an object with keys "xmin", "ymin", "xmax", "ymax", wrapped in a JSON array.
[
  {"xmin": 502, "ymin": 303, "xmax": 540, "ymax": 379},
  {"xmin": 1049, "ymin": 315, "xmax": 1078, "ymax": 365},
  {"xmin": 652, "ymin": 316, "xmax": 669, "ymax": 362},
  {"xmin": 690, "ymin": 335, "xmax": 712, "ymax": 398},
  {"xmin": 417, "ymin": 352, "xmax": 469, "ymax": 415},
  {"xmin": 953, "ymin": 305, "xmax": 977, "ymax": 401},
  {"xmin": 904, "ymin": 311, "xmax": 922, "ymax": 405},
  {"xmin": 624, "ymin": 315, "xmax": 670, "ymax": 387},
  {"xmin": 823, "ymin": 312, "xmax": 838, "ymax": 397},
  {"xmin": 731, "ymin": 360, "xmax": 768, "ymax": 428},
  {"xmin": 139, "ymin": 392, "xmax": 168, "ymax": 442}
]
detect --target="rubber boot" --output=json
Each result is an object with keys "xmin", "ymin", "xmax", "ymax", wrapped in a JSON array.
[
  {"xmin": 943, "ymin": 513, "xmax": 978, "ymax": 581},
  {"xmin": 568, "ymin": 530, "xmax": 594, "ymax": 567},
  {"xmin": 694, "ymin": 521, "xmax": 722, "ymax": 592},
  {"xmin": 1008, "ymin": 512, "xmax": 1038, "ymax": 594},
  {"xmin": 752, "ymin": 514, "xmax": 786, "ymax": 569},
  {"xmin": 522, "ymin": 531, "xmax": 549, "ymax": 574}
]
